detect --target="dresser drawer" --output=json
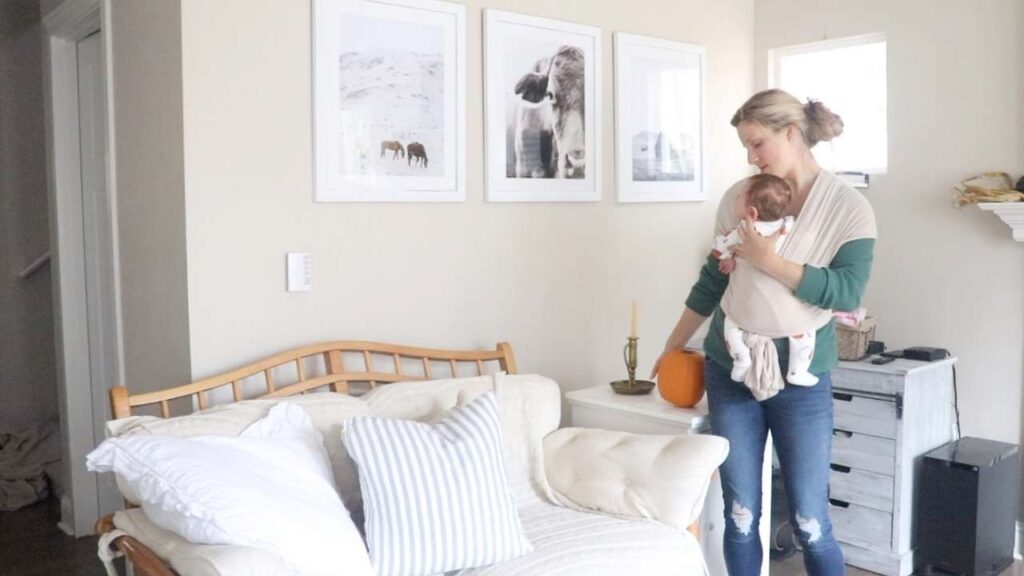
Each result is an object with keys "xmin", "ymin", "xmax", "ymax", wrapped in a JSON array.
[
  {"xmin": 829, "ymin": 463, "xmax": 894, "ymax": 512},
  {"xmin": 832, "ymin": 368, "xmax": 903, "ymax": 396},
  {"xmin": 832, "ymin": 392, "xmax": 897, "ymax": 439},
  {"xmin": 831, "ymin": 429, "xmax": 896, "ymax": 475},
  {"xmin": 829, "ymin": 498, "xmax": 893, "ymax": 551}
]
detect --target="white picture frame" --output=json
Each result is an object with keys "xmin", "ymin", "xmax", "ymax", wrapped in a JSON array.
[
  {"xmin": 313, "ymin": 0, "xmax": 466, "ymax": 202},
  {"xmin": 483, "ymin": 10, "xmax": 602, "ymax": 202},
  {"xmin": 614, "ymin": 32, "xmax": 706, "ymax": 203}
]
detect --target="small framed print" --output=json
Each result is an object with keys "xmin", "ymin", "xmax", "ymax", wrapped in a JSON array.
[
  {"xmin": 313, "ymin": 0, "xmax": 466, "ymax": 202},
  {"xmin": 484, "ymin": 9, "xmax": 602, "ymax": 202},
  {"xmin": 614, "ymin": 32, "xmax": 706, "ymax": 203}
]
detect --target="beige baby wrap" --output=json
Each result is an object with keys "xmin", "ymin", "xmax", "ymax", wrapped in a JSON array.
[{"xmin": 717, "ymin": 170, "xmax": 877, "ymax": 399}]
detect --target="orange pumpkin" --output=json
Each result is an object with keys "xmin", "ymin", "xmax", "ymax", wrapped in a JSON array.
[{"xmin": 657, "ymin": 350, "xmax": 705, "ymax": 407}]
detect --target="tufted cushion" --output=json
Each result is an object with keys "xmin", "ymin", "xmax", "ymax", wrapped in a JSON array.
[{"xmin": 543, "ymin": 428, "xmax": 729, "ymax": 531}]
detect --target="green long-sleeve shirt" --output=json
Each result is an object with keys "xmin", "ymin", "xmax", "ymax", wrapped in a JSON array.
[{"xmin": 684, "ymin": 238, "xmax": 875, "ymax": 374}]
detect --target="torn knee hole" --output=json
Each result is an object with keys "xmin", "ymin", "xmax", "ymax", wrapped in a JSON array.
[
  {"xmin": 795, "ymin": 512, "xmax": 822, "ymax": 543},
  {"xmin": 730, "ymin": 502, "xmax": 755, "ymax": 535}
]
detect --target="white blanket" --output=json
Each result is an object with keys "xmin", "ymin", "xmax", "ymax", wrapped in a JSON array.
[{"xmin": 0, "ymin": 419, "xmax": 61, "ymax": 511}]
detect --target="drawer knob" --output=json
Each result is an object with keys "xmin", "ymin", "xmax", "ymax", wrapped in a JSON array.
[
  {"xmin": 832, "ymin": 429, "xmax": 853, "ymax": 438},
  {"xmin": 828, "ymin": 498, "xmax": 850, "ymax": 509},
  {"xmin": 830, "ymin": 463, "xmax": 852, "ymax": 473},
  {"xmin": 832, "ymin": 392, "xmax": 854, "ymax": 402}
]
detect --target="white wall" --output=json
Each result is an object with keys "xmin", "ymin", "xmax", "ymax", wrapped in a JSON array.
[
  {"xmin": 0, "ymin": 0, "xmax": 58, "ymax": 430},
  {"xmin": 110, "ymin": 0, "xmax": 192, "ymax": 395},
  {"xmin": 179, "ymin": 0, "xmax": 756, "ymax": 405},
  {"xmin": 755, "ymin": 0, "xmax": 1024, "ymax": 444}
]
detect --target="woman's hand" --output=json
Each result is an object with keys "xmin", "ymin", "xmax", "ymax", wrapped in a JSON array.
[
  {"xmin": 733, "ymin": 218, "xmax": 780, "ymax": 271},
  {"xmin": 650, "ymin": 349, "xmax": 670, "ymax": 379},
  {"xmin": 733, "ymin": 218, "xmax": 805, "ymax": 290}
]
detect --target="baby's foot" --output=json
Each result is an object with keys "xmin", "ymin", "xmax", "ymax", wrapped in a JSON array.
[
  {"xmin": 786, "ymin": 371, "xmax": 819, "ymax": 386},
  {"xmin": 731, "ymin": 358, "xmax": 751, "ymax": 382}
]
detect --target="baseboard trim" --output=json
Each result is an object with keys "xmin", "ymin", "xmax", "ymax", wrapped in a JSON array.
[
  {"xmin": 57, "ymin": 495, "xmax": 74, "ymax": 536},
  {"xmin": 1016, "ymin": 521, "xmax": 1023, "ymax": 560}
]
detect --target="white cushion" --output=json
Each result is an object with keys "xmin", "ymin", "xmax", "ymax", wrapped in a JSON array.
[
  {"xmin": 113, "ymin": 508, "xmax": 291, "ymax": 576},
  {"xmin": 345, "ymin": 391, "xmax": 532, "ymax": 576},
  {"xmin": 88, "ymin": 403, "xmax": 374, "ymax": 576},
  {"xmin": 453, "ymin": 501, "xmax": 706, "ymax": 576},
  {"xmin": 543, "ymin": 428, "xmax": 729, "ymax": 531}
]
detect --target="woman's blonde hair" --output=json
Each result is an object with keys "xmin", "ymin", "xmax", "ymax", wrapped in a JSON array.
[{"xmin": 730, "ymin": 89, "xmax": 844, "ymax": 147}]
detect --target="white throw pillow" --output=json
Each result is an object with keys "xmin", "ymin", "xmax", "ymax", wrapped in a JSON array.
[
  {"xmin": 344, "ymin": 391, "xmax": 531, "ymax": 576},
  {"xmin": 87, "ymin": 402, "xmax": 374, "ymax": 576}
]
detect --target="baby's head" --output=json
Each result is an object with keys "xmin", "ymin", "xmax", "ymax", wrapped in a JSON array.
[{"xmin": 737, "ymin": 174, "xmax": 791, "ymax": 221}]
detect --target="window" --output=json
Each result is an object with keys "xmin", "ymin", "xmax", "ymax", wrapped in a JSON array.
[{"xmin": 770, "ymin": 33, "xmax": 887, "ymax": 175}]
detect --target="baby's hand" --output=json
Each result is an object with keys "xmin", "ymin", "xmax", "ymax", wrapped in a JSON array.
[
  {"xmin": 719, "ymin": 258, "xmax": 736, "ymax": 275},
  {"xmin": 711, "ymin": 249, "xmax": 723, "ymax": 259}
]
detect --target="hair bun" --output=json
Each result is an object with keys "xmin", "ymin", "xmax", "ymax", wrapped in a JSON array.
[{"xmin": 804, "ymin": 100, "xmax": 844, "ymax": 145}]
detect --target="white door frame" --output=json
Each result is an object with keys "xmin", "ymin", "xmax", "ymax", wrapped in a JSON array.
[{"xmin": 41, "ymin": 0, "xmax": 124, "ymax": 537}]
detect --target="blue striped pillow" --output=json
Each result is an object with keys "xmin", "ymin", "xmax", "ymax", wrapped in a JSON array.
[{"xmin": 344, "ymin": 391, "xmax": 532, "ymax": 576}]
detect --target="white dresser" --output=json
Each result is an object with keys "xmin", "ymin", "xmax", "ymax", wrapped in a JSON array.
[
  {"xmin": 565, "ymin": 386, "xmax": 772, "ymax": 576},
  {"xmin": 829, "ymin": 356, "xmax": 957, "ymax": 576}
]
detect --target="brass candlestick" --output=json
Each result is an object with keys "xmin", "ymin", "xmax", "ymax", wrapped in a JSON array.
[{"xmin": 610, "ymin": 336, "xmax": 655, "ymax": 395}]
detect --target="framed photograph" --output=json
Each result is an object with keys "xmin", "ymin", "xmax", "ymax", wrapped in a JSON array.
[
  {"xmin": 313, "ymin": 0, "xmax": 465, "ymax": 202},
  {"xmin": 483, "ymin": 10, "xmax": 601, "ymax": 202},
  {"xmin": 614, "ymin": 33, "xmax": 706, "ymax": 202}
]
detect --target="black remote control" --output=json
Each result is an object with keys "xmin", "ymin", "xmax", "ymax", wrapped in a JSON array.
[{"xmin": 871, "ymin": 356, "xmax": 896, "ymax": 365}]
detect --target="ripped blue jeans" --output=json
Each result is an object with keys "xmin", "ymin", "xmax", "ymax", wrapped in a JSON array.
[{"xmin": 705, "ymin": 357, "xmax": 845, "ymax": 576}]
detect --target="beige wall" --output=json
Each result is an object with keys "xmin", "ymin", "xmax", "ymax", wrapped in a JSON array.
[
  {"xmin": 0, "ymin": 0, "xmax": 57, "ymax": 429},
  {"xmin": 110, "ymin": 0, "xmax": 192, "ymax": 394},
  {"xmin": 179, "ymin": 0, "xmax": 756, "ymax": 401},
  {"xmin": 755, "ymin": 0, "xmax": 1024, "ymax": 444}
]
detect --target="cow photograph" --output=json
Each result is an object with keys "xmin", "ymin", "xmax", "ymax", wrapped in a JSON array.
[
  {"xmin": 504, "ymin": 43, "xmax": 586, "ymax": 180},
  {"xmin": 485, "ymin": 10, "xmax": 601, "ymax": 201}
]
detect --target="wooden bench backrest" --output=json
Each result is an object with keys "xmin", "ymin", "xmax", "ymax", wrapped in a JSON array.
[{"xmin": 110, "ymin": 341, "xmax": 517, "ymax": 419}]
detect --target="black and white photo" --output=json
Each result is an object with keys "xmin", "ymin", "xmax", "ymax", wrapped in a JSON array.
[
  {"xmin": 485, "ymin": 10, "xmax": 601, "ymax": 202},
  {"xmin": 615, "ymin": 33, "xmax": 705, "ymax": 202}
]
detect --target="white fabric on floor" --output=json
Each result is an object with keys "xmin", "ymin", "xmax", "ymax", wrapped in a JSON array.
[{"xmin": 0, "ymin": 419, "xmax": 61, "ymax": 511}]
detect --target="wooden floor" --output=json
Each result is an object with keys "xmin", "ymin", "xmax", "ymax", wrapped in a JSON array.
[
  {"xmin": 771, "ymin": 551, "xmax": 1024, "ymax": 575},
  {"xmin": 0, "ymin": 498, "xmax": 114, "ymax": 576}
]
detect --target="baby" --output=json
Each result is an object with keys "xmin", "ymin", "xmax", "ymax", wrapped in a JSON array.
[{"xmin": 712, "ymin": 174, "xmax": 818, "ymax": 387}]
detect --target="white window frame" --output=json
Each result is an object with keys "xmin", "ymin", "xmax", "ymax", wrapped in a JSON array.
[{"xmin": 769, "ymin": 32, "xmax": 887, "ymax": 175}]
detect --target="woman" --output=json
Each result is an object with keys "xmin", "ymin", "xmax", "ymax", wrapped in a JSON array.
[{"xmin": 652, "ymin": 89, "xmax": 876, "ymax": 576}]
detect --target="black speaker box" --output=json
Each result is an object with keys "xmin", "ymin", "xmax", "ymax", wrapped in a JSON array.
[{"xmin": 916, "ymin": 437, "xmax": 1019, "ymax": 575}]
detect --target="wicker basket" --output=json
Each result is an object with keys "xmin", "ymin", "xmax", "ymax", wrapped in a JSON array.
[{"xmin": 835, "ymin": 316, "xmax": 876, "ymax": 361}]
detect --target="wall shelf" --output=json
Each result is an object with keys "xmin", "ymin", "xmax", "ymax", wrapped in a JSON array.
[{"xmin": 978, "ymin": 203, "xmax": 1024, "ymax": 242}]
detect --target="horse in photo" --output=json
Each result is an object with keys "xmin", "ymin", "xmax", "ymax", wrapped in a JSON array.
[
  {"xmin": 380, "ymin": 140, "xmax": 405, "ymax": 160},
  {"xmin": 407, "ymin": 142, "xmax": 428, "ymax": 168}
]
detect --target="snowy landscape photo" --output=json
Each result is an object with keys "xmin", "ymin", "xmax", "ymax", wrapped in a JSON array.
[
  {"xmin": 628, "ymin": 52, "xmax": 698, "ymax": 182},
  {"xmin": 314, "ymin": 0, "xmax": 465, "ymax": 202},
  {"xmin": 336, "ymin": 13, "xmax": 445, "ymax": 178},
  {"xmin": 615, "ymin": 33, "xmax": 705, "ymax": 202}
]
